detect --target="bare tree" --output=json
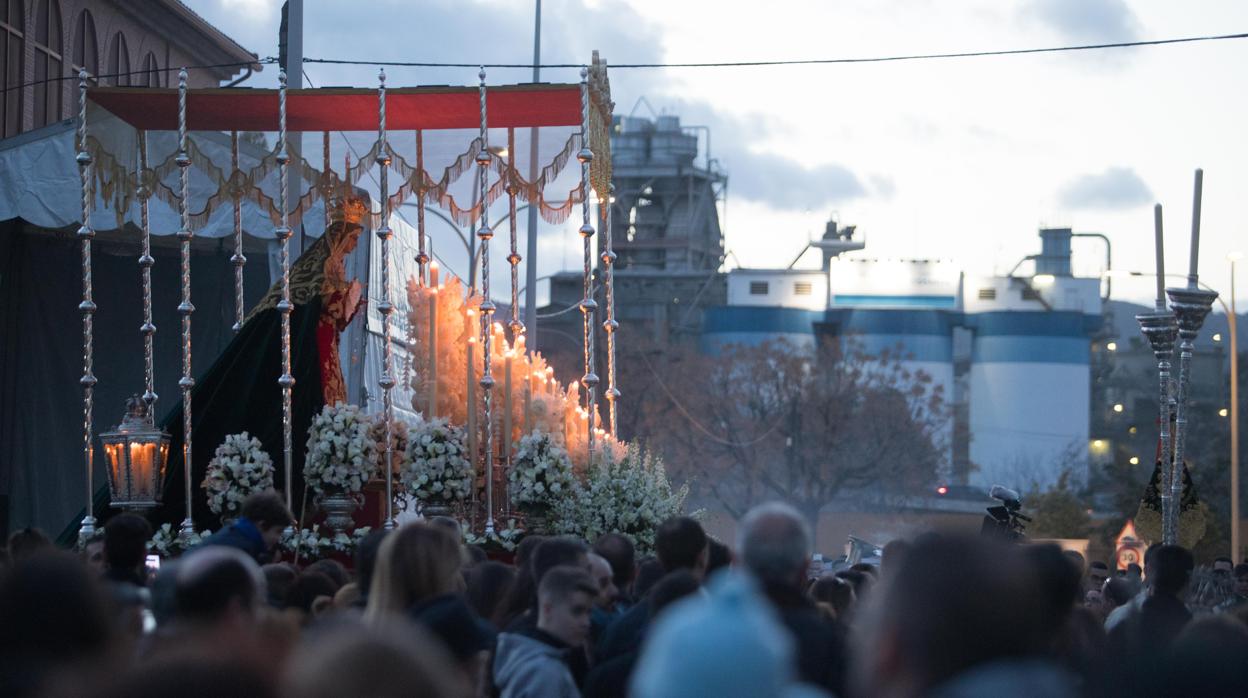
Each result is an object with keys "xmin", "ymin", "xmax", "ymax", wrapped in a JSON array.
[{"xmin": 634, "ymin": 338, "xmax": 949, "ymax": 530}]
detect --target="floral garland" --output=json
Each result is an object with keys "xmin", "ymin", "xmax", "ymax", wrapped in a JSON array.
[
  {"xmin": 202, "ymin": 432, "xmax": 275, "ymax": 520},
  {"xmin": 304, "ymin": 402, "xmax": 377, "ymax": 497},
  {"xmin": 401, "ymin": 417, "xmax": 474, "ymax": 503},
  {"xmin": 553, "ymin": 445, "xmax": 689, "ymax": 554},
  {"xmin": 147, "ymin": 523, "xmax": 210, "ymax": 558},
  {"xmin": 509, "ymin": 429, "xmax": 577, "ymax": 516},
  {"xmin": 463, "ymin": 518, "xmax": 526, "ymax": 552},
  {"xmin": 280, "ymin": 525, "xmax": 374, "ymax": 561}
]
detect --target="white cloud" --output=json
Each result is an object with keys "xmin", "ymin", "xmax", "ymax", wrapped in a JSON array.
[{"xmin": 1058, "ymin": 167, "xmax": 1153, "ymax": 210}]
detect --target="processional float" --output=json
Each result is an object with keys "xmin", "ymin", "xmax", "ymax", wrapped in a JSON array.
[
  {"xmin": 74, "ymin": 54, "xmax": 618, "ymax": 542},
  {"xmin": 1136, "ymin": 169, "xmax": 1219, "ymax": 546}
]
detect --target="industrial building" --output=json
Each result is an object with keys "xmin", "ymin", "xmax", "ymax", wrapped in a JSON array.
[{"xmin": 705, "ymin": 227, "xmax": 1104, "ymax": 493}]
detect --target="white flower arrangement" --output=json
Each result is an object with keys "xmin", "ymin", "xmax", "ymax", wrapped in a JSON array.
[
  {"xmin": 280, "ymin": 525, "xmax": 374, "ymax": 561},
  {"xmin": 147, "ymin": 523, "xmax": 210, "ymax": 558},
  {"xmin": 304, "ymin": 402, "xmax": 377, "ymax": 497},
  {"xmin": 553, "ymin": 445, "xmax": 689, "ymax": 554},
  {"xmin": 202, "ymin": 432, "xmax": 275, "ymax": 519},
  {"xmin": 401, "ymin": 417, "xmax": 474, "ymax": 503},
  {"xmin": 509, "ymin": 430, "xmax": 577, "ymax": 515},
  {"xmin": 463, "ymin": 518, "xmax": 525, "ymax": 552}
]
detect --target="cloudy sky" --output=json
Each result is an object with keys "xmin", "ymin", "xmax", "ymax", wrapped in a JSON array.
[{"xmin": 188, "ymin": 0, "xmax": 1248, "ymax": 308}]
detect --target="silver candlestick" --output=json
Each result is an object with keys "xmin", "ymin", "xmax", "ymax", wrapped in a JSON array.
[
  {"xmin": 1135, "ymin": 308, "xmax": 1178, "ymax": 542},
  {"xmin": 1164, "ymin": 284, "xmax": 1217, "ymax": 543}
]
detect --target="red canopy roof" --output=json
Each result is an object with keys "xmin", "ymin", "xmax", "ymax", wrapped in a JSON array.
[{"xmin": 88, "ymin": 84, "xmax": 583, "ymax": 132}]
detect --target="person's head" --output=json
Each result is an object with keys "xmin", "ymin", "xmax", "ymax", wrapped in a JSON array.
[
  {"xmin": 466, "ymin": 560, "xmax": 516, "ymax": 628},
  {"xmin": 514, "ymin": 534, "xmax": 547, "ymax": 571},
  {"xmin": 240, "ymin": 491, "xmax": 293, "ymax": 551},
  {"xmin": 852, "ymin": 534, "xmax": 1048, "ymax": 697},
  {"xmin": 287, "ymin": 570, "xmax": 338, "ymax": 616},
  {"xmin": 587, "ymin": 553, "xmax": 619, "ymax": 611},
  {"xmin": 305, "ymin": 559, "xmax": 348, "ymax": 592},
  {"xmin": 1234, "ymin": 563, "xmax": 1248, "ymax": 597},
  {"xmin": 1213, "ymin": 556, "xmax": 1235, "ymax": 577},
  {"xmin": 536, "ymin": 565, "xmax": 598, "ymax": 647},
  {"xmin": 1126, "ymin": 562, "xmax": 1143, "ymax": 581},
  {"xmin": 6, "ymin": 527, "xmax": 51, "ymax": 561},
  {"xmin": 366, "ymin": 522, "xmax": 462, "ymax": 622},
  {"xmin": 1149, "ymin": 544, "xmax": 1195, "ymax": 597},
  {"xmin": 284, "ymin": 617, "xmax": 468, "ymax": 698},
  {"xmin": 175, "ymin": 546, "xmax": 266, "ymax": 627},
  {"xmin": 634, "ymin": 557, "xmax": 666, "ymax": 599},
  {"xmin": 261, "ymin": 563, "xmax": 297, "ymax": 609},
  {"xmin": 631, "ymin": 571, "xmax": 807, "ymax": 698},
  {"xmin": 1022, "ymin": 543, "xmax": 1082, "ymax": 640},
  {"xmin": 354, "ymin": 529, "xmax": 389, "ymax": 601},
  {"xmin": 737, "ymin": 502, "xmax": 811, "ymax": 591},
  {"xmin": 1141, "ymin": 542, "xmax": 1163, "ymax": 581},
  {"xmin": 0, "ymin": 551, "xmax": 112, "ymax": 684},
  {"xmin": 1087, "ymin": 560, "xmax": 1110, "ymax": 589},
  {"xmin": 1162, "ymin": 615, "xmax": 1248, "ymax": 696},
  {"xmin": 655, "ymin": 516, "xmax": 709, "ymax": 578},
  {"xmin": 810, "ymin": 574, "xmax": 856, "ymax": 618},
  {"xmin": 593, "ymin": 532, "xmax": 636, "ymax": 595},
  {"xmin": 82, "ymin": 530, "xmax": 107, "ymax": 577},
  {"xmin": 706, "ymin": 537, "xmax": 733, "ymax": 578},
  {"xmin": 465, "ymin": 544, "xmax": 488, "ymax": 566},
  {"xmin": 1062, "ymin": 549, "xmax": 1086, "ymax": 575},
  {"xmin": 531, "ymin": 536, "xmax": 590, "ymax": 588},
  {"xmin": 882, "ymin": 539, "xmax": 911, "ymax": 578},
  {"xmin": 104, "ymin": 513, "xmax": 151, "ymax": 576}
]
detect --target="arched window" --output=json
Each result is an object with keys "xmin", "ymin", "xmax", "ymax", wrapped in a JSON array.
[
  {"xmin": 1, "ymin": 0, "xmax": 25, "ymax": 138},
  {"xmin": 106, "ymin": 31, "xmax": 128, "ymax": 86},
  {"xmin": 32, "ymin": 0, "xmax": 62, "ymax": 127},
  {"xmin": 71, "ymin": 9, "xmax": 96, "ymax": 83},
  {"xmin": 140, "ymin": 51, "xmax": 159, "ymax": 88}
]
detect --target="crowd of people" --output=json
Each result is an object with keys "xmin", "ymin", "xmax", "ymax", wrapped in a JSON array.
[{"xmin": 2, "ymin": 491, "xmax": 1248, "ymax": 697}]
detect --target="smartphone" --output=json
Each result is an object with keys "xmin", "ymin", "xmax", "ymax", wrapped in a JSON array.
[{"xmin": 145, "ymin": 554, "xmax": 161, "ymax": 575}]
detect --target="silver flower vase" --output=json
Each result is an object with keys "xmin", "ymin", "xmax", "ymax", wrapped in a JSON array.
[{"xmin": 320, "ymin": 493, "xmax": 358, "ymax": 535}]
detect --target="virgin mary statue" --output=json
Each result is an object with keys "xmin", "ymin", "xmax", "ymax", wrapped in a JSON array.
[{"xmin": 152, "ymin": 196, "xmax": 368, "ymax": 529}]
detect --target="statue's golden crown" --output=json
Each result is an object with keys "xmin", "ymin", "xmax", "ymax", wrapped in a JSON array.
[{"xmin": 329, "ymin": 195, "xmax": 369, "ymax": 225}]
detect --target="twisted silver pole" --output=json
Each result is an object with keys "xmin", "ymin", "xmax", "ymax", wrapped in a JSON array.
[
  {"xmin": 477, "ymin": 67, "xmax": 497, "ymax": 535},
  {"xmin": 507, "ymin": 128, "xmax": 524, "ymax": 338},
  {"xmin": 231, "ymin": 131, "xmax": 245, "ymax": 332},
  {"xmin": 1165, "ymin": 170, "xmax": 1217, "ymax": 543},
  {"xmin": 176, "ymin": 68, "xmax": 196, "ymax": 540},
  {"xmin": 376, "ymin": 69, "xmax": 397, "ymax": 531},
  {"xmin": 76, "ymin": 69, "xmax": 97, "ymax": 545},
  {"xmin": 601, "ymin": 183, "xmax": 619, "ymax": 436},
  {"xmin": 275, "ymin": 71, "xmax": 295, "ymax": 517},
  {"xmin": 138, "ymin": 131, "xmax": 157, "ymax": 409},
  {"xmin": 323, "ymin": 130, "xmax": 331, "ymax": 231},
  {"xmin": 415, "ymin": 130, "xmax": 429, "ymax": 285},
  {"xmin": 576, "ymin": 66, "xmax": 599, "ymax": 463}
]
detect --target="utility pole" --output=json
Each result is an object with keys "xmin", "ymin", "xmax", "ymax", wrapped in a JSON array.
[
  {"xmin": 280, "ymin": 0, "xmax": 304, "ymax": 253},
  {"xmin": 524, "ymin": 0, "xmax": 541, "ymax": 350},
  {"xmin": 1231, "ymin": 253, "xmax": 1241, "ymax": 561}
]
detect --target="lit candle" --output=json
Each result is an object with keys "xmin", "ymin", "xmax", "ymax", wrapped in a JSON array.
[
  {"xmin": 524, "ymin": 371, "xmax": 537, "ymax": 436},
  {"xmin": 428, "ymin": 288, "xmax": 438, "ymax": 417},
  {"xmin": 503, "ymin": 350, "xmax": 513, "ymax": 462},
  {"xmin": 1153, "ymin": 203, "xmax": 1165, "ymax": 307},
  {"xmin": 430, "ymin": 260, "xmax": 440, "ymax": 288},
  {"xmin": 1188, "ymin": 168, "xmax": 1203, "ymax": 281}
]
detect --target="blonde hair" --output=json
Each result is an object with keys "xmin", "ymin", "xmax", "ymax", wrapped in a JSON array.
[{"xmin": 365, "ymin": 522, "xmax": 464, "ymax": 624}]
